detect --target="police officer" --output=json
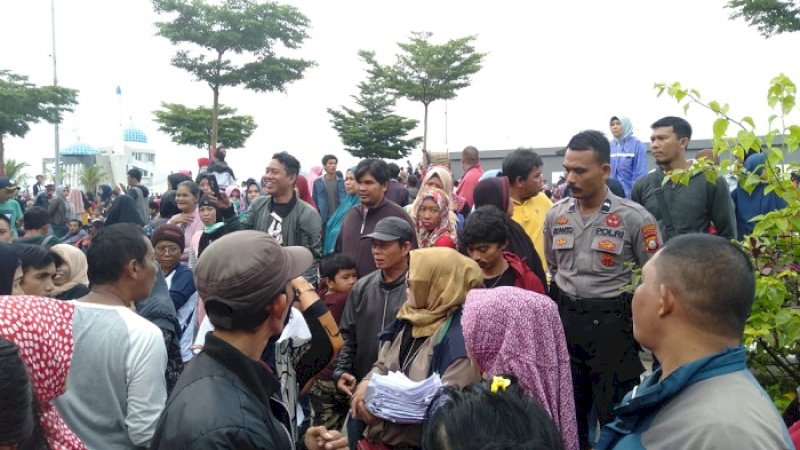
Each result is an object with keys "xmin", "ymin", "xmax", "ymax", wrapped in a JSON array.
[{"xmin": 544, "ymin": 130, "xmax": 661, "ymax": 449}]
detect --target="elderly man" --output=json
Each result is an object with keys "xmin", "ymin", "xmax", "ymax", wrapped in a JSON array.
[{"xmin": 596, "ymin": 234, "xmax": 792, "ymax": 449}]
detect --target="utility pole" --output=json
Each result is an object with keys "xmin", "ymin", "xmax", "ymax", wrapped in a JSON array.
[{"xmin": 51, "ymin": 0, "xmax": 61, "ymax": 185}]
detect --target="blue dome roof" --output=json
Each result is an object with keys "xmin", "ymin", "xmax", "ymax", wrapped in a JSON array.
[
  {"xmin": 61, "ymin": 142, "xmax": 99, "ymax": 156},
  {"xmin": 123, "ymin": 126, "xmax": 148, "ymax": 143}
]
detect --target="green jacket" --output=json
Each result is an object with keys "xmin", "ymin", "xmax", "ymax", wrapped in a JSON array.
[{"xmin": 241, "ymin": 196, "xmax": 322, "ymax": 284}]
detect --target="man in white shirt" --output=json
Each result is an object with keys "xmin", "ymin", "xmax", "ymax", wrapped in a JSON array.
[{"xmin": 54, "ymin": 223, "xmax": 167, "ymax": 450}]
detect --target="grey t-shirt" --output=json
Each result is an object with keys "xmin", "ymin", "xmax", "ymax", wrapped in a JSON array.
[
  {"xmin": 326, "ymin": 177, "xmax": 338, "ymax": 216},
  {"xmin": 640, "ymin": 371, "xmax": 792, "ymax": 449},
  {"xmin": 54, "ymin": 302, "xmax": 167, "ymax": 450}
]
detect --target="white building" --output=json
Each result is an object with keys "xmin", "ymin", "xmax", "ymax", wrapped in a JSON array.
[{"xmin": 44, "ymin": 125, "xmax": 159, "ymax": 193}]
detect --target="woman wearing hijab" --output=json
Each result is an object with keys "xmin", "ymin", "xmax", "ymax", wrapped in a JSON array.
[
  {"xmin": 323, "ymin": 167, "xmax": 359, "ymax": 255},
  {"xmin": 462, "ymin": 286, "xmax": 579, "ymax": 450},
  {"xmin": 0, "ymin": 296, "xmax": 88, "ymax": 450},
  {"xmin": 190, "ymin": 194, "xmax": 244, "ymax": 262},
  {"xmin": 104, "ymin": 194, "xmax": 145, "ymax": 227},
  {"xmin": 295, "ymin": 174, "xmax": 317, "ymax": 210},
  {"xmin": 472, "ymin": 176, "xmax": 548, "ymax": 288},
  {"xmin": 168, "ymin": 181, "xmax": 203, "ymax": 263},
  {"xmin": 167, "ymin": 173, "xmax": 191, "ymax": 191},
  {"xmin": 244, "ymin": 178, "xmax": 262, "ymax": 205},
  {"xmin": 0, "ymin": 243, "xmax": 24, "ymax": 295},
  {"xmin": 225, "ymin": 185, "xmax": 247, "ymax": 217},
  {"xmin": 410, "ymin": 188, "xmax": 458, "ymax": 249},
  {"xmin": 609, "ymin": 115, "xmax": 649, "ymax": 198},
  {"xmin": 0, "ymin": 336, "xmax": 49, "ymax": 450},
  {"xmin": 66, "ymin": 187, "xmax": 86, "ymax": 222},
  {"xmin": 407, "ymin": 166, "xmax": 466, "ymax": 228},
  {"xmin": 351, "ymin": 247, "xmax": 483, "ymax": 448},
  {"xmin": 51, "ymin": 244, "xmax": 91, "ymax": 300}
]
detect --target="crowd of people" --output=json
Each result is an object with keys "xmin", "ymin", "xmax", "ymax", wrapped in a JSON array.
[{"xmin": 0, "ymin": 115, "xmax": 797, "ymax": 449}]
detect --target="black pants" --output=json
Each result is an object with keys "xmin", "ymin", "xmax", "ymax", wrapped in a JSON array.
[{"xmin": 556, "ymin": 294, "xmax": 644, "ymax": 449}]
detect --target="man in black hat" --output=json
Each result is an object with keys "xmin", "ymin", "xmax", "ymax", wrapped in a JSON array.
[
  {"xmin": 150, "ymin": 230, "xmax": 347, "ymax": 450},
  {"xmin": 333, "ymin": 217, "xmax": 414, "ymax": 441},
  {"xmin": 0, "ymin": 177, "xmax": 23, "ymax": 239}
]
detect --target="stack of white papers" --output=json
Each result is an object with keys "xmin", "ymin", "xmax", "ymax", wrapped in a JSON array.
[{"xmin": 364, "ymin": 371, "xmax": 442, "ymax": 424}]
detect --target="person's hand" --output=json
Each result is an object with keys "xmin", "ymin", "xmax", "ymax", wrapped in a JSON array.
[
  {"xmin": 351, "ymin": 379, "xmax": 378, "ymax": 426},
  {"xmin": 304, "ymin": 426, "xmax": 348, "ymax": 450},
  {"xmin": 118, "ymin": 182, "xmax": 127, "ymax": 193},
  {"xmin": 207, "ymin": 191, "xmax": 231, "ymax": 210},
  {"xmin": 169, "ymin": 213, "xmax": 194, "ymax": 225},
  {"xmin": 336, "ymin": 372, "xmax": 356, "ymax": 396},
  {"xmin": 290, "ymin": 276, "xmax": 314, "ymax": 292}
]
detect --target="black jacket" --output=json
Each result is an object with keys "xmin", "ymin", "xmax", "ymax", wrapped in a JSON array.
[
  {"xmin": 332, "ymin": 269, "xmax": 408, "ymax": 383},
  {"xmin": 150, "ymin": 333, "xmax": 293, "ymax": 449}
]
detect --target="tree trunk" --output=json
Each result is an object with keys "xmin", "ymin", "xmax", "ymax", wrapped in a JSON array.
[
  {"xmin": 423, "ymin": 102, "xmax": 429, "ymax": 152},
  {"xmin": 422, "ymin": 102, "xmax": 431, "ymax": 167},
  {"xmin": 0, "ymin": 135, "xmax": 5, "ymax": 177},
  {"xmin": 210, "ymin": 86, "xmax": 219, "ymax": 163}
]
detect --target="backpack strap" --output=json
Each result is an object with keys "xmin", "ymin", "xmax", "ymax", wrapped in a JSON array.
[{"xmin": 40, "ymin": 235, "xmax": 54, "ymax": 247}]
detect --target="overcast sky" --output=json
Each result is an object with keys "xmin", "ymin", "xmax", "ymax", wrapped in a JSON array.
[{"xmin": 2, "ymin": 0, "xmax": 799, "ymax": 184}]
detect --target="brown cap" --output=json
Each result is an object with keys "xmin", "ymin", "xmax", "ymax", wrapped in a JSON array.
[{"xmin": 195, "ymin": 230, "xmax": 312, "ymax": 330}]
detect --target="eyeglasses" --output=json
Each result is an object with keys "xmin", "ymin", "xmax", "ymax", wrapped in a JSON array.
[{"xmin": 155, "ymin": 246, "xmax": 181, "ymax": 255}]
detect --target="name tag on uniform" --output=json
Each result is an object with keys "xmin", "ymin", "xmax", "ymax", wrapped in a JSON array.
[{"xmin": 594, "ymin": 227, "xmax": 625, "ymax": 239}]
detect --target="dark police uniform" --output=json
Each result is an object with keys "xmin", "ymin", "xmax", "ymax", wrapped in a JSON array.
[{"xmin": 544, "ymin": 189, "xmax": 661, "ymax": 448}]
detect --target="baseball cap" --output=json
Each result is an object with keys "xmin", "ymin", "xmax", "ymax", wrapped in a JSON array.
[
  {"xmin": 0, "ymin": 177, "xmax": 20, "ymax": 191},
  {"xmin": 362, "ymin": 216, "xmax": 414, "ymax": 242},
  {"xmin": 195, "ymin": 230, "xmax": 312, "ymax": 330}
]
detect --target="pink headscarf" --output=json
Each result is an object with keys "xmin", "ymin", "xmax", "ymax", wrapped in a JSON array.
[
  {"xmin": 295, "ymin": 175, "xmax": 317, "ymax": 209},
  {"xmin": 67, "ymin": 188, "xmax": 85, "ymax": 217},
  {"xmin": 307, "ymin": 166, "xmax": 323, "ymax": 196},
  {"xmin": 0, "ymin": 296, "xmax": 87, "ymax": 450},
  {"xmin": 462, "ymin": 287, "xmax": 578, "ymax": 450}
]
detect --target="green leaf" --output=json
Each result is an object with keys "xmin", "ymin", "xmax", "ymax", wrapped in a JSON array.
[
  {"xmin": 713, "ymin": 118, "xmax": 729, "ymax": 139},
  {"xmin": 742, "ymin": 116, "xmax": 756, "ymax": 128}
]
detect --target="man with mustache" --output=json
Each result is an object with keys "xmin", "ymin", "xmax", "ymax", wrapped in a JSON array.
[{"xmin": 545, "ymin": 130, "xmax": 661, "ymax": 450}]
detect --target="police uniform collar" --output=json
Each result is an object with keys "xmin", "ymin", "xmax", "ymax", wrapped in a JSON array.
[{"xmin": 568, "ymin": 188, "xmax": 613, "ymax": 213}]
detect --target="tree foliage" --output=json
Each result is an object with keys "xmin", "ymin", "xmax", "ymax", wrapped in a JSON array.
[
  {"xmin": 152, "ymin": 0, "xmax": 314, "ymax": 158},
  {"xmin": 727, "ymin": 0, "xmax": 800, "ymax": 37},
  {"xmin": 656, "ymin": 75, "xmax": 800, "ymax": 411},
  {"xmin": 361, "ymin": 32, "xmax": 485, "ymax": 153},
  {"xmin": 328, "ymin": 74, "xmax": 422, "ymax": 160},
  {"xmin": 0, "ymin": 70, "xmax": 77, "ymax": 176},
  {"xmin": 153, "ymin": 102, "xmax": 257, "ymax": 150},
  {"xmin": 78, "ymin": 164, "xmax": 107, "ymax": 194},
  {"xmin": 3, "ymin": 159, "xmax": 30, "ymax": 187}
]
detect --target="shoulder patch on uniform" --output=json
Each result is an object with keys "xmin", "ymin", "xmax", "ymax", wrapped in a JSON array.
[{"xmin": 642, "ymin": 224, "xmax": 660, "ymax": 253}]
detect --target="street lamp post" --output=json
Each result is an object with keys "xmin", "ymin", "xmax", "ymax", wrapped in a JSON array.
[{"xmin": 51, "ymin": 0, "xmax": 61, "ymax": 185}]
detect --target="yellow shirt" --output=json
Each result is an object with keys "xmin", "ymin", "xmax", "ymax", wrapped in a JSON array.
[{"xmin": 512, "ymin": 193, "xmax": 553, "ymax": 275}]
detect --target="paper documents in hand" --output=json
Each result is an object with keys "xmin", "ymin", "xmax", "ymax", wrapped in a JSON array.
[{"xmin": 364, "ymin": 371, "xmax": 442, "ymax": 424}]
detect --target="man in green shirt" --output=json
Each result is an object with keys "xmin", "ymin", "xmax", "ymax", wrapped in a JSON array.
[
  {"xmin": 17, "ymin": 207, "xmax": 62, "ymax": 247},
  {"xmin": 0, "ymin": 177, "xmax": 23, "ymax": 239}
]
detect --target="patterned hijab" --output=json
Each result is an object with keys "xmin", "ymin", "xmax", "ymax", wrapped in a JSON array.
[
  {"xmin": 462, "ymin": 287, "xmax": 578, "ymax": 450},
  {"xmin": 0, "ymin": 296, "xmax": 87, "ymax": 450},
  {"xmin": 413, "ymin": 188, "xmax": 458, "ymax": 248},
  {"xmin": 397, "ymin": 247, "xmax": 483, "ymax": 338},
  {"xmin": 408, "ymin": 166, "xmax": 456, "ymax": 214}
]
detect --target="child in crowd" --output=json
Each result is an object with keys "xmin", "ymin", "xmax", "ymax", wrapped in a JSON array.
[
  {"xmin": 422, "ymin": 376, "xmax": 565, "ymax": 450},
  {"xmin": 309, "ymin": 252, "xmax": 358, "ymax": 432},
  {"xmin": 60, "ymin": 219, "xmax": 88, "ymax": 245}
]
